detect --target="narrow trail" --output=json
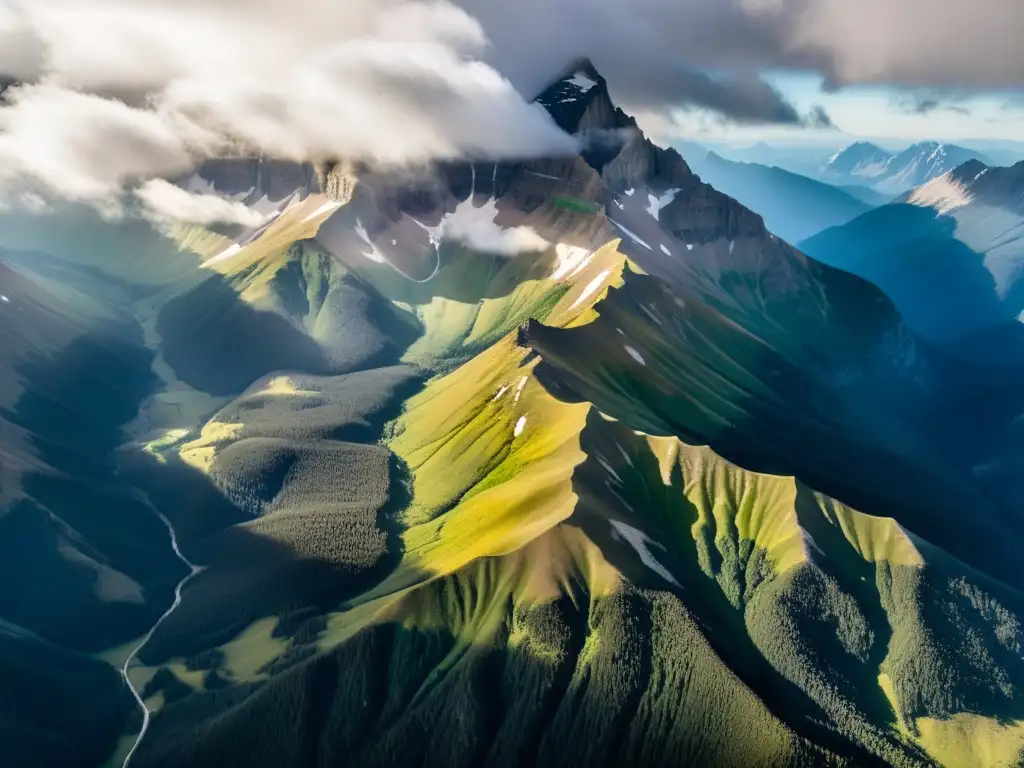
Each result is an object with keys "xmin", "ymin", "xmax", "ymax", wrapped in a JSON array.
[{"xmin": 119, "ymin": 506, "xmax": 201, "ymax": 768}]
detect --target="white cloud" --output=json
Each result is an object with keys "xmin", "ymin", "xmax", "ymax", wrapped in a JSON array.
[
  {"xmin": 415, "ymin": 193, "xmax": 550, "ymax": 256},
  {"xmin": 134, "ymin": 179, "xmax": 268, "ymax": 227},
  {"xmin": 0, "ymin": 85, "xmax": 203, "ymax": 213},
  {"xmin": 0, "ymin": 0, "xmax": 575, "ymax": 219},
  {"xmin": 445, "ymin": 214, "xmax": 549, "ymax": 256}
]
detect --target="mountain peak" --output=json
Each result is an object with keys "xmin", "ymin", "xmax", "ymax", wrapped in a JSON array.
[
  {"xmin": 533, "ymin": 59, "xmax": 695, "ymax": 195},
  {"xmin": 840, "ymin": 141, "xmax": 890, "ymax": 157},
  {"xmin": 947, "ymin": 158, "xmax": 989, "ymax": 184},
  {"xmin": 822, "ymin": 142, "xmax": 892, "ymax": 178},
  {"xmin": 535, "ymin": 59, "xmax": 624, "ymax": 145},
  {"xmin": 535, "ymin": 60, "xmax": 609, "ymax": 120},
  {"xmin": 557, "ymin": 57, "xmax": 605, "ymax": 85}
]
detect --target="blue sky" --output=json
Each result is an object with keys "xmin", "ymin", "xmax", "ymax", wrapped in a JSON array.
[{"xmin": 654, "ymin": 71, "xmax": 1024, "ymax": 145}]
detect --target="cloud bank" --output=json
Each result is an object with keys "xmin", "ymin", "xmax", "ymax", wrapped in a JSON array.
[{"xmin": 0, "ymin": 0, "xmax": 575, "ymax": 219}]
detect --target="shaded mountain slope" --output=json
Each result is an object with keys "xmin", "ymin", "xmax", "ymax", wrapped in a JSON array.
[
  {"xmin": 680, "ymin": 151, "xmax": 872, "ymax": 243},
  {"xmin": 801, "ymin": 160, "xmax": 1024, "ymax": 348}
]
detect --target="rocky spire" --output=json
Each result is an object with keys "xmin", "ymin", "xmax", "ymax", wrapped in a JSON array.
[{"xmin": 534, "ymin": 60, "xmax": 694, "ymax": 195}]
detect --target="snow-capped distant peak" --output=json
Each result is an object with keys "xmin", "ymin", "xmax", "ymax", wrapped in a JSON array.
[{"xmin": 822, "ymin": 142, "xmax": 893, "ymax": 179}]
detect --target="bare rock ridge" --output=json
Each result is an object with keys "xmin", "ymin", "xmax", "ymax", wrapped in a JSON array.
[{"xmin": 537, "ymin": 59, "xmax": 695, "ymax": 195}]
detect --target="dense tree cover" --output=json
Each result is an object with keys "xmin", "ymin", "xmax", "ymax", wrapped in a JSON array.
[
  {"xmin": 0, "ymin": 626, "xmax": 134, "ymax": 768},
  {"xmin": 137, "ymin": 367, "xmax": 417, "ymax": 663},
  {"xmin": 133, "ymin": 586, "xmax": 851, "ymax": 768},
  {"xmin": 157, "ymin": 274, "xmax": 333, "ymax": 397}
]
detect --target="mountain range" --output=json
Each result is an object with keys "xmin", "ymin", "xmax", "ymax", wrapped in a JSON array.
[
  {"xmin": 802, "ymin": 158, "xmax": 1024, "ymax": 350},
  {"xmin": 5, "ymin": 61, "xmax": 1024, "ymax": 768},
  {"xmin": 820, "ymin": 141, "xmax": 992, "ymax": 194},
  {"xmin": 676, "ymin": 146, "xmax": 874, "ymax": 242}
]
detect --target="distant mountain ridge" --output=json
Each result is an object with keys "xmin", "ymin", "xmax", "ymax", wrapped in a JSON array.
[
  {"xmin": 801, "ymin": 157, "xmax": 1024, "ymax": 345},
  {"xmin": 821, "ymin": 141, "xmax": 893, "ymax": 181},
  {"xmin": 678, "ymin": 148, "xmax": 873, "ymax": 242},
  {"xmin": 821, "ymin": 141, "xmax": 991, "ymax": 193}
]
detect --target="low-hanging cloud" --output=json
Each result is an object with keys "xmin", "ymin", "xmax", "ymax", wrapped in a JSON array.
[
  {"xmin": 0, "ymin": 0, "xmax": 576, "ymax": 219},
  {"xmin": 134, "ymin": 179, "xmax": 268, "ymax": 228}
]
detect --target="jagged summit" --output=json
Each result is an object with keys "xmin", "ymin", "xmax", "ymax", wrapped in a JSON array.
[
  {"xmin": 552, "ymin": 57, "xmax": 606, "ymax": 88},
  {"xmin": 535, "ymin": 60, "xmax": 613, "ymax": 134},
  {"xmin": 946, "ymin": 157, "xmax": 989, "ymax": 184},
  {"xmin": 532, "ymin": 60, "xmax": 695, "ymax": 197}
]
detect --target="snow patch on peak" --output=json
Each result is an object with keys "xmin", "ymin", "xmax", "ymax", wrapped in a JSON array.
[
  {"xmin": 354, "ymin": 220, "xmax": 388, "ymax": 264},
  {"xmin": 624, "ymin": 346, "xmax": 646, "ymax": 365},
  {"xmin": 514, "ymin": 376, "xmax": 528, "ymax": 403},
  {"xmin": 568, "ymin": 72, "xmax": 598, "ymax": 92},
  {"xmin": 301, "ymin": 200, "xmax": 343, "ymax": 224},
  {"xmin": 201, "ymin": 242, "xmax": 242, "ymax": 268}
]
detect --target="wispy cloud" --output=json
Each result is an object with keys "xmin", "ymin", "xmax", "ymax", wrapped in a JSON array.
[
  {"xmin": 134, "ymin": 179, "xmax": 268, "ymax": 228},
  {"xmin": 804, "ymin": 105, "xmax": 835, "ymax": 128},
  {"xmin": 891, "ymin": 92, "xmax": 971, "ymax": 116}
]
